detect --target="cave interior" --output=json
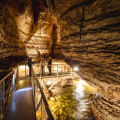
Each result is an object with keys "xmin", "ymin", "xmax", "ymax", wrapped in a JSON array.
[{"xmin": 0, "ymin": 0, "xmax": 120, "ymax": 120}]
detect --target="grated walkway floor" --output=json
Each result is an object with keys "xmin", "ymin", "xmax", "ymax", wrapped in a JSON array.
[{"xmin": 4, "ymin": 78, "xmax": 36, "ymax": 120}]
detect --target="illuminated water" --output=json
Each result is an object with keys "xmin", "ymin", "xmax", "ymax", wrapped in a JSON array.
[{"xmin": 48, "ymin": 79, "xmax": 97, "ymax": 120}]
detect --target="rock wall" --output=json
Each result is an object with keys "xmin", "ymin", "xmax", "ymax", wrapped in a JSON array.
[
  {"xmin": 0, "ymin": 0, "xmax": 58, "ymax": 71},
  {"xmin": 0, "ymin": 0, "xmax": 120, "ymax": 119},
  {"xmin": 47, "ymin": 0, "xmax": 120, "ymax": 119}
]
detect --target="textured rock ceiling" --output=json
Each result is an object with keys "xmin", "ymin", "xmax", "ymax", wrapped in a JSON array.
[
  {"xmin": 0, "ymin": 0, "xmax": 62, "ymax": 70},
  {"xmin": 0, "ymin": 0, "xmax": 120, "ymax": 119}
]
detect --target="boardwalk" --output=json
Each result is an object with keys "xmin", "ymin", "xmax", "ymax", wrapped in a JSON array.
[{"xmin": 4, "ymin": 77, "xmax": 36, "ymax": 120}]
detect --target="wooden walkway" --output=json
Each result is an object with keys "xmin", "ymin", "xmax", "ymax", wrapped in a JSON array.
[{"xmin": 4, "ymin": 77, "xmax": 36, "ymax": 120}]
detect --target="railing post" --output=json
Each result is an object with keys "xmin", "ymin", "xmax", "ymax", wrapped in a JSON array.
[
  {"xmin": 0, "ymin": 81, "xmax": 4, "ymax": 119},
  {"xmin": 44, "ymin": 64, "xmax": 46, "ymax": 75},
  {"xmin": 35, "ymin": 81, "xmax": 38, "ymax": 108},
  {"xmin": 66, "ymin": 65, "xmax": 67, "ymax": 73},
  {"xmin": 25, "ymin": 65, "xmax": 26, "ymax": 77},
  {"xmin": 57, "ymin": 65, "xmax": 59, "ymax": 78},
  {"xmin": 42, "ymin": 100, "xmax": 47, "ymax": 120},
  {"xmin": 33, "ymin": 78, "xmax": 36, "ymax": 100},
  {"xmin": 3, "ymin": 81, "xmax": 5, "ymax": 105},
  {"xmin": 40, "ymin": 65, "xmax": 42, "ymax": 81},
  {"xmin": 2, "ymin": 81, "xmax": 5, "ymax": 119},
  {"xmin": 31, "ymin": 74, "xmax": 35, "ymax": 98}
]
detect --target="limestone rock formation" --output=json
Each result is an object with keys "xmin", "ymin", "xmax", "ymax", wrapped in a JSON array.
[
  {"xmin": 47, "ymin": 0, "xmax": 120, "ymax": 119},
  {"xmin": 0, "ymin": 0, "xmax": 59, "ymax": 71},
  {"xmin": 0, "ymin": 0, "xmax": 120, "ymax": 119}
]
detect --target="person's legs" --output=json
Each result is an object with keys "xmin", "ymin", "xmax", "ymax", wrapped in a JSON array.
[
  {"xmin": 48, "ymin": 67, "xmax": 51, "ymax": 75},
  {"xmin": 29, "ymin": 66, "xmax": 31, "ymax": 77},
  {"xmin": 41, "ymin": 66, "xmax": 43, "ymax": 75},
  {"xmin": 50, "ymin": 67, "xmax": 51, "ymax": 75},
  {"xmin": 43, "ymin": 66, "xmax": 45, "ymax": 75},
  {"xmin": 41, "ymin": 66, "xmax": 45, "ymax": 75}
]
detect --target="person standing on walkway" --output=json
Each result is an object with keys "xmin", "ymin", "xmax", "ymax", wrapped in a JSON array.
[
  {"xmin": 47, "ymin": 57, "xmax": 52, "ymax": 75},
  {"xmin": 28, "ymin": 57, "xmax": 33, "ymax": 77},
  {"xmin": 41, "ymin": 57, "xmax": 46, "ymax": 75}
]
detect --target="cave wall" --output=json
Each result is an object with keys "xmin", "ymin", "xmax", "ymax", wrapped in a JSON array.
[
  {"xmin": 47, "ymin": 0, "xmax": 120, "ymax": 119},
  {"xmin": 0, "ymin": 0, "xmax": 120, "ymax": 119},
  {"xmin": 0, "ymin": 0, "xmax": 32, "ymax": 70},
  {"xmin": 0, "ymin": 0, "xmax": 58, "ymax": 71}
]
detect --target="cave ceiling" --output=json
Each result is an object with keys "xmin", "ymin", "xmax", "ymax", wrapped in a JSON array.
[{"xmin": 0, "ymin": 0, "xmax": 61, "ymax": 70}]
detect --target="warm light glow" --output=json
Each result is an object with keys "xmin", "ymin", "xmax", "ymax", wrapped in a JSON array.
[
  {"xmin": 19, "ymin": 80, "xmax": 25, "ymax": 85},
  {"xmin": 53, "ymin": 66, "xmax": 57, "ymax": 71},
  {"xmin": 74, "ymin": 67, "xmax": 79, "ymax": 71},
  {"xmin": 79, "ymin": 78, "xmax": 98, "ymax": 93},
  {"xmin": 73, "ymin": 80, "xmax": 85, "ymax": 99},
  {"xmin": 79, "ymin": 79, "xmax": 88, "ymax": 85},
  {"xmin": 73, "ymin": 79, "xmax": 89, "ymax": 119},
  {"xmin": 19, "ymin": 65, "xmax": 25, "ymax": 69},
  {"xmin": 46, "ymin": 81, "xmax": 55, "ymax": 85},
  {"xmin": 53, "ymin": 62, "xmax": 59, "ymax": 64}
]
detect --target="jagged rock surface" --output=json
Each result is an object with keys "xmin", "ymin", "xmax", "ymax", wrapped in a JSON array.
[
  {"xmin": 0, "ymin": 0, "xmax": 120, "ymax": 119},
  {"xmin": 0, "ymin": 0, "xmax": 59, "ymax": 71},
  {"xmin": 47, "ymin": 0, "xmax": 120, "ymax": 119}
]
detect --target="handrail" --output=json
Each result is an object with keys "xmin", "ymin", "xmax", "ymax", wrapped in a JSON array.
[
  {"xmin": 0, "ymin": 68, "xmax": 16, "ymax": 119},
  {"xmin": 33, "ymin": 64, "xmax": 70, "ymax": 66},
  {"xmin": 0, "ymin": 69, "xmax": 15, "ymax": 84},
  {"xmin": 31, "ymin": 66, "xmax": 55, "ymax": 120}
]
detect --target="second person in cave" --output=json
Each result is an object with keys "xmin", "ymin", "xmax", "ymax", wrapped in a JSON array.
[{"xmin": 40, "ymin": 57, "xmax": 52, "ymax": 76}]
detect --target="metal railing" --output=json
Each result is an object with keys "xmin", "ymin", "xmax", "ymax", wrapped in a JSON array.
[
  {"xmin": 8, "ymin": 63, "xmax": 76, "ymax": 120},
  {"xmin": 21, "ymin": 63, "xmax": 77, "ymax": 79},
  {"xmin": 31, "ymin": 65, "xmax": 55, "ymax": 120},
  {"xmin": 0, "ymin": 68, "xmax": 17, "ymax": 119},
  {"xmin": 33, "ymin": 63, "xmax": 74, "ymax": 78},
  {"xmin": 0, "ymin": 65, "xmax": 56, "ymax": 120}
]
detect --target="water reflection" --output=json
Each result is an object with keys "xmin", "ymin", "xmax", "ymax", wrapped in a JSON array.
[
  {"xmin": 73, "ymin": 80, "xmax": 91, "ymax": 119},
  {"xmin": 73, "ymin": 80, "xmax": 85, "ymax": 99},
  {"xmin": 48, "ymin": 79, "xmax": 97, "ymax": 120}
]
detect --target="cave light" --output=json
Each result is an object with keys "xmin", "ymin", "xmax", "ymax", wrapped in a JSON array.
[{"xmin": 74, "ymin": 66, "xmax": 79, "ymax": 71}]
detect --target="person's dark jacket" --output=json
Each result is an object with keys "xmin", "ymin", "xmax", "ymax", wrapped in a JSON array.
[{"xmin": 28, "ymin": 59, "xmax": 32, "ymax": 67}]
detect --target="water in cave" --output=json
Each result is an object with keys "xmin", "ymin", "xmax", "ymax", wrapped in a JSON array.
[{"xmin": 47, "ymin": 79, "xmax": 98, "ymax": 120}]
